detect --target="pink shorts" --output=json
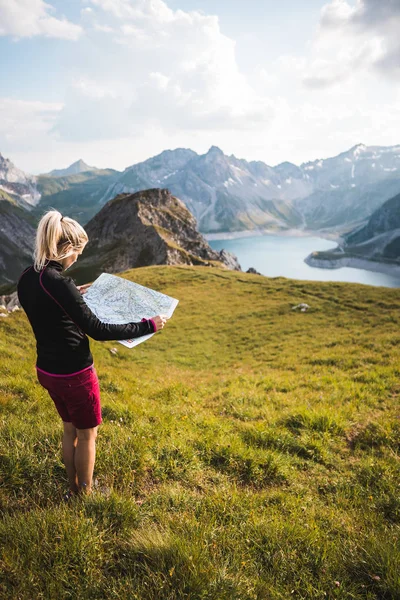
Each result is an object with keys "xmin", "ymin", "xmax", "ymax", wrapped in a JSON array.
[{"xmin": 36, "ymin": 365, "xmax": 102, "ymax": 429}]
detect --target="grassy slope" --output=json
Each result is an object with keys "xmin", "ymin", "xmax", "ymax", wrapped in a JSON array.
[
  {"xmin": 0, "ymin": 266, "xmax": 399, "ymax": 599},
  {"xmin": 0, "ymin": 200, "xmax": 36, "ymax": 285},
  {"xmin": 0, "ymin": 190, "xmax": 17, "ymax": 204},
  {"xmin": 36, "ymin": 170, "xmax": 118, "ymax": 224}
]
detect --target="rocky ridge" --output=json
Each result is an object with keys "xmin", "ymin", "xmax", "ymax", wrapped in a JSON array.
[
  {"xmin": 47, "ymin": 159, "xmax": 98, "ymax": 178},
  {"xmin": 0, "ymin": 152, "xmax": 41, "ymax": 208},
  {"xmin": 37, "ymin": 168, "xmax": 119, "ymax": 225},
  {"xmin": 69, "ymin": 188, "xmax": 241, "ymax": 285},
  {"xmin": 0, "ymin": 198, "xmax": 36, "ymax": 285},
  {"xmin": 5, "ymin": 143, "xmax": 400, "ymax": 235},
  {"xmin": 86, "ymin": 143, "xmax": 400, "ymax": 234},
  {"xmin": 305, "ymin": 191, "xmax": 400, "ymax": 272},
  {"xmin": 0, "ymin": 291, "xmax": 20, "ymax": 313}
]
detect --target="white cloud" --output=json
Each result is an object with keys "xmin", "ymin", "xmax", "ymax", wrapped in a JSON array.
[
  {"xmin": 303, "ymin": 0, "xmax": 400, "ymax": 88},
  {"xmin": 2, "ymin": 0, "xmax": 400, "ymax": 174},
  {"xmin": 93, "ymin": 23, "xmax": 114, "ymax": 33},
  {"xmin": 88, "ymin": 0, "xmax": 174, "ymax": 21},
  {"xmin": 53, "ymin": 0, "xmax": 272, "ymax": 141},
  {"xmin": 73, "ymin": 78, "xmax": 118, "ymax": 100},
  {"xmin": 0, "ymin": 98, "xmax": 63, "ymax": 145},
  {"xmin": 0, "ymin": 95, "xmax": 173, "ymax": 173},
  {"xmin": 81, "ymin": 7, "xmax": 93, "ymax": 17},
  {"xmin": 0, "ymin": 0, "xmax": 82, "ymax": 40}
]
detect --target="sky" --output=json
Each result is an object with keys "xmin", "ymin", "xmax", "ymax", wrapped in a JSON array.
[{"xmin": 1, "ymin": 0, "xmax": 399, "ymax": 174}]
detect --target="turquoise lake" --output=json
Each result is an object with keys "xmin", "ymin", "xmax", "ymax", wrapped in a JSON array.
[{"xmin": 208, "ymin": 234, "xmax": 400, "ymax": 288}]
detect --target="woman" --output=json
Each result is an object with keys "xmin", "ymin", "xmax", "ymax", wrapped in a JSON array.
[{"xmin": 17, "ymin": 210, "xmax": 167, "ymax": 497}]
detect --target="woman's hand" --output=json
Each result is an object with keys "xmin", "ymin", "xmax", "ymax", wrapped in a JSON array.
[
  {"xmin": 77, "ymin": 283, "xmax": 92, "ymax": 295},
  {"xmin": 152, "ymin": 315, "xmax": 169, "ymax": 331}
]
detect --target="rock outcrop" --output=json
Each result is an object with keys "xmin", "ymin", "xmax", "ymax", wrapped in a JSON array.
[
  {"xmin": 6, "ymin": 143, "xmax": 400, "ymax": 236},
  {"xmin": 305, "ymin": 191, "xmax": 400, "ymax": 272},
  {"xmin": 0, "ymin": 152, "xmax": 41, "ymax": 208},
  {"xmin": 246, "ymin": 267, "xmax": 263, "ymax": 275},
  {"xmin": 0, "ymin": 198, "xmax": 36, "ymax": 285},
  {"xmin": 344, "ymin": 192, "xmax": 400, "ymax": 260},
  {"xmin": 0, "ymin": 291, "xmax": 20, "ymax": 312},
  {"xmin": 96, "ymin": 144, "xmax": 400, "ymax": 234},
  {"xmin": 47, "ymin": 159, "xmax": 98, "ymax": 178},
  {"xmin": 70, "ymin": 188, "xmax": 241, "ymax": 284}
]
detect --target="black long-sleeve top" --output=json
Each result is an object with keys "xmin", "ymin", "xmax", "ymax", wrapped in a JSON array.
[{"xmin": 17, "ymin": 261, "xmax": 155, "ymax": 374}]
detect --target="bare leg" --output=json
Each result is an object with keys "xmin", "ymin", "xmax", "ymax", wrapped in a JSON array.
[
  {"xmin": 75, "ymin": 426, "xmax": 98, "ymax": 494},
  {"xmin": 62, "ymin": 422, "xmax": 78, "ymax": 493}
]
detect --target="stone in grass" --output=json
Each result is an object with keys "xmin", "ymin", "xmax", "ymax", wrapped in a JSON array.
[
  {"xmin": 0, "ymin": 292, "xmax": 20, "ymax": 312},
  {"xmin": 93, "ymin": 478, "xmax": 111, "ymax": 496},
  {"xmin": 292, "ymin": 303, "xmax": 310, "ymax": 312},
  {"xmin": 247, "ymin": 267, "xmax": 263, "ymax": 275}
]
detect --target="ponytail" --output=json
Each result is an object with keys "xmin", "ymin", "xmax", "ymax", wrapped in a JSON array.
[{"xmin": 34, "ymin": 210, "xmax": 88, "ymax": 272}]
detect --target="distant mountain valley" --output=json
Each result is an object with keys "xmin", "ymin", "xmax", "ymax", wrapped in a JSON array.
[
  {"xmin": 1, "ymin": 143, "xmax": 400, "ymax": 285},
  {"xmin": 305, "ymin": 191, "xmax": 400, "ymax": 272}
]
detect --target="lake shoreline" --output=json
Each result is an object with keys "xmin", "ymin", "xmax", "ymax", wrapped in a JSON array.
[
  {"xmin": 203, "ymin": 228, "xmax": 341, "ymax": 244},
  {"xmin": 208, "ymin": 230, "xmax": 400, "ymax": 287},
  {"xmin": 305, "ymin": 254, "xmax": 400, "ymax": 278}
]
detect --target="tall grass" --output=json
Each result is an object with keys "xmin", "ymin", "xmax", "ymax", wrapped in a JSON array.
[{"xmin": 0, "ymin": 266, "xmax": 399, "ymax": 599}]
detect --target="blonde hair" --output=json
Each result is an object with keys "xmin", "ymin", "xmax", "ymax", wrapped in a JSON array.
[{"xmin": 34, "ymin": 210, "xmax": 88, "ymax": 272}]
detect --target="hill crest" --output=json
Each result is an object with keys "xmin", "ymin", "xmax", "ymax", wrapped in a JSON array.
[{"xmin": 70, "ymin": 187, "xmax": 241, "ymax": 284}]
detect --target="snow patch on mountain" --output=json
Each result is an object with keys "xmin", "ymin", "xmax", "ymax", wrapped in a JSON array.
[
  {"xmin": 353, "ymin": 144, "xmax": 367, "ymax": 157},
  {"xmin": 5, "ymin": 142, "xmax": 400, "ymax": 237},
  {"xmin": 0, "ymin": 153, "xmax": 41, "ymax": 207}
]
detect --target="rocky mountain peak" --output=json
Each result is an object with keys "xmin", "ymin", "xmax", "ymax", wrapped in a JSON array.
[
  {"xmin": 346, "ymin": 191, "xmax": 400, "ymax": 246},
  {"xmin": 108, "ymin": 187, "xmax": 195, "ymax": 228},
  {"xmin": 0, "ymin": 200, "xmax": 36, "ymax": 285},
  {"xmin": 274, "ymin": 161, "xmax": 303, "ymax": 178},
  {"xmin": 71, "ymin": 187, "xmax": 241, "ymax": 283},
  {"xmin": 206, "ymin": 146, "xmax": 224, "ymax": 157},
  {"xmin": 75, "ymin": 159, "xmax": 92, "ymax": 169},
  {"xmin": 0, "ymin": 153, "xmax": 40, "ymax": 208},
  {"xmin": 157, "ymin": 148, "xmax": 197, "ymax": 161},
  {"xmin": 352, "ymin": 143, "xmax": 367, "ymax": 152},
  {"xmin": 48, "ymin": 159, "xmax": 97, "ymax": 177}
]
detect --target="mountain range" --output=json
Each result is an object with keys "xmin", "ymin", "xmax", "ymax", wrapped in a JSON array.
[
  {"xmin": 110, "ymin": 144, "xmax": 400, "ymax": 235},
  {"xmin": 0, "ymin": 191, "xmax": 36, "ymax": 285},
  {"xmin": 2, "ymin": 144, "xmax": 400, "ymax": 285},
  {"xmin": 305, "ymin": 191, "xmax": 400, "ymax": 269},
  {"xmin": 48, "ymin": 159, "xmax": 98, "ymax": 178},
  {"xmin": 0, "ymin": 152, "xmax": 40, "ymax": 209},
  {"xmin": 345, "ymin": 192, "xmax": 400, "ymax": 259},
  {"xmin": 0, "ymin": 183, "xmax": 241, "ymax": 286},
  {"xmin": 2, "ymin": 144, "xmax": 400, "ymax": 235},
  {"xmin": 69, "ymin": 188, "xmax": 241, "ymax": 285}
]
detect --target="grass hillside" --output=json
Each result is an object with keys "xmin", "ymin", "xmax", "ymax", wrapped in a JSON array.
[
  {"xmin": 36, "ymin": 170, "xmax": 118, "ymax": 224},
  {"xmin": 0, "ymin": 200, "xmax": 36, "ymax": 285},
  {"xmin": 0, "ymin": 266, "xmax": 399, "ymax": 599},
  {"xmin": 0, "ymin": 189, "xmax": 17, "ymax": 204}
]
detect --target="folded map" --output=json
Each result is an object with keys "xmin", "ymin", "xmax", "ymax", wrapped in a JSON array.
[{"xmin": 83, "ymin": 273, "xmax": 179, "ymax": 348}]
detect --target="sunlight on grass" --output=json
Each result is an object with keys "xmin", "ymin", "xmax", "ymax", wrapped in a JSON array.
[{"xmin": 0, "ymin": 265, "xmax": 399, "ymax": 599}]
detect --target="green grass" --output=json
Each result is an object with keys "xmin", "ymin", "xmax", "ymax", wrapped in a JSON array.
[
  {"xmin": 1, "ymin": 266, "xmax": 399, "ymax": 599},
  {"xmin": 35, "ymin": 170, "xmax": 118, "ymax": 224}
]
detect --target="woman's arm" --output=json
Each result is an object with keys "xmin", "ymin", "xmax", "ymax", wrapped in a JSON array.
[
  {"xmin": 77, "ymin": 283, "xmax": 91, "ymax": 295},
  {"xmin": 40, "ymin": 271, "xmax": 155, "ymax": 341}
]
